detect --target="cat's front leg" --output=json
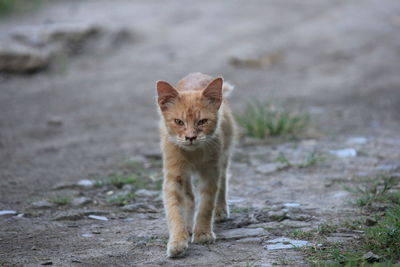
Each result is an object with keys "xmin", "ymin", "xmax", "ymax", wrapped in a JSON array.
[
  {"xmin": 192, "ymin": 166, "xmax": 219, "ymax": 244},
  {"xmin": 163, "ymin": 172, "xmax": 190, "ymax": 257}
]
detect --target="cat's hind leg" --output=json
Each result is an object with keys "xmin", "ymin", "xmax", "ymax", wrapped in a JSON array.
[
  {"xmin": 183, "ymin": 176, "xmax": 195, "ymax": 235},
  {"xmin": 215, "ymin": 155, "xmax": 230, "ymax": 222}
]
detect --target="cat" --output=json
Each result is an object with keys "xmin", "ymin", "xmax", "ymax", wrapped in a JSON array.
[{"xmin": 156, "ymin": 72, "xmax": 236, "ymax": 257}]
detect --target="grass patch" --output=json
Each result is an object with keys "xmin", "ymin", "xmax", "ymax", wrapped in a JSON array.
[
  {"xmin": 48, "ymin": 195, "xmax": 71, "ymax": 206},
  {"xmin": 107, "ymin": 192, "xmax": 135, "ymax": 206},
  {"xmin": 275, "ymin": 150, "xmax": 325, "ymax": 169},
  {"xmin": 235, "ymin": 101, "xmax": 309, "ymax": 139},
  {"xmin": 345, "ymin": 174, "xmax": 400, "ymax": 208},
  {"xmin": 231, "ymin": 206, "xmax": 253, "ymax": 214},
  {"xmin": 287, "ymin": 229, "xmax": 315, "ymax": 240},
  {"xmin": 109, "ymin": 175, "xmax": 144, "ymax": 189},
  {"xmin": 302, "ymin": 173, "xmax": 400, "ymax": 266},
  {"xmin": 0, "ymin": 0, "xmax": 44, "ymax": 17},
  {"xmin": 299, "ymin": 151, "xmax": 326, "ymax": 168}
]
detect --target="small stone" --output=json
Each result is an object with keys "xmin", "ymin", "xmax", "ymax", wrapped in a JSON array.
[
  {"xmin": 88, "ymin": 215, "xmax": 108, "ymax": 221},
  {"xmin": 236, "ymin": 237, "xmax": 262, "ymax": 244},
  {"xmin": 77, "ymin": 179, "xmax": 94, "ymax": 188},
  {"xmin": 362, "ymin": 251, "xmax": 380, "ymax": 262},
  {"xmin": 122, "ymin": 184, "xmax": 133, "ymax": 191},
  {"xmin": 375, "ymin": 164, "xmax": 400, "ymax": 172},
  {"xmin": 54, "ymin": 211, "xmax": 84, "ymax": 221},
  {"xmin": 264, "ymin": 237, "xmax": 311, "ymax": 250},
  {"xmin": 287, "ymin": 213, "xmax": 312, "ymax": 221},
  {"xmin": 0, "ymin": 210, "xmax": 17, "ymax": 216},
  {"xmin": 31, "ymin": 200, "xmax": 56, "ymax": 209},
  {"xmin": 268, "ymin": 210, "xmax": 288, "ymax": 221},
  {"xmin": 52, "ymin": 182, "xmax": 76, "ymax": 190},
  {"xmin": 121, "ymin": 203, "xmax": 158, "ymax": 213},
  {"xmin": 329, "ymin": 148, "xmax": 357, "ymax": 158},
  {"xmin": 326, "ymin": 236, "xmax": 353, "ymax": 243},
  {"xmin": 40, "ymin": 261, "xmax": 53, "ymax": 265},
  {"xmin": 135, "ymin": 189, "xmax": 159, "ymax": 198},
  {"xmin": 283, "ymin": 203, "xmax": 300, "ymax": 208},
  {"xmin": 281, "ymin": 220, "xmax": 310, "ymax": 228},
  {"xmin": 346, "ymin": 137, "xmax": 367, "ymax": 145},
  {"xmin": 0, "ymin": 42, "xmax": 49, "ymax": 73},
  {"xmin": 81, "ymin": 233, "xmax": 93, "ymax": 237},
  {"xmin": 218, "ymin": 227, "xmax": 267, "ymax": 240},
  {"xmin": 47, "ymin": 116, "xmax": 63, "ymax": 126},
  {"xmin": 71, "ymin": 197, "xmax": 92, "ymax": 207},
  {"xmin": 256, "ymin": 163, "xmax": 286, "ymax": 174},
  {"xmin": 365, "ymin": 218, "xmax": 377, "ymax": 226}
]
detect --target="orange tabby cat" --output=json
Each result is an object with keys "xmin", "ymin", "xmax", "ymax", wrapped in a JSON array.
[{"xmin": 156, "ymin": 72, "xmax": 236, "ymax": 257}]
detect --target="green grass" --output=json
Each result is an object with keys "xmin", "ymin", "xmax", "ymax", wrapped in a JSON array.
[
  {"xmin": 364, "ymin": 205, "xmax": 400, "ymax": 262},
  {"xmin": 48, "ymin": 195, "xmax": 71, "ymax": 206},
  {"xmin": 274, "ymin": 150, "xmax": 325, "ymax": 169},
  {"xmin": 107, "ymin": 192, "xmax": 135, "ymax": 206},
  {"xmin": 345, "ymin": 174, "xmax": 400, "ymax": 208},
  {"xmin": 275, "ymin": 152, "xmax": 292, "ymax": 167},
  {"xmin": 95, "ymin": 174, "xmax": 147, "ymax": 189},
  {"xmin": 301, "ymin": 173, "xmax": 400, "ymax": 266},
  {"xmin": 287, "ymin": 229, "xmax": 315, "ymax": 240},
  {"xmin": 0, "ymin": 0, "xmax": 44, "ymax": 17},
  {"xmin": 235, "ymin": 101, "xmax": 309, "ymax": 139},
  {"xmin": 299, "ymin": 151, "xmax": 326, "ymax": 168},
  {"xmin": 231, "ymin": 207, "xmax": 253, "ymax": 213}
]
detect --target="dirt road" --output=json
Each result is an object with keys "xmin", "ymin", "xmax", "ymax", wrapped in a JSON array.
[{"xmin": 1, "ymin": 0, "xmax": 400, "ymax": 266}]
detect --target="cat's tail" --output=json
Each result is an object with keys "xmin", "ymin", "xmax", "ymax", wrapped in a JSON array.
[{"xmin": 222, "ymin": 82, "xmax": 234, "ymax": 97}]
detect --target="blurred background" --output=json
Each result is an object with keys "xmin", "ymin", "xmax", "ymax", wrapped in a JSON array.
[{"xmin": 1, "ymin": 0, "xmax": 400, "ymax": 265}]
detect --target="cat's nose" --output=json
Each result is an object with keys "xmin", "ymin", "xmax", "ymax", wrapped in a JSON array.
[{"xmin": 185, "ymin": 135, "xmax": 197, "ymax": 142}]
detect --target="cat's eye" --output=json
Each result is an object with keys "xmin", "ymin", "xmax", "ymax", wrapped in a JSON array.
[
  {"xmin": 198, "ymin": 119, "xmax": 208, "ymax": 126},
  {"xmin": 174, "ymin": 119, "xmax": 184, "ymax": 126}
]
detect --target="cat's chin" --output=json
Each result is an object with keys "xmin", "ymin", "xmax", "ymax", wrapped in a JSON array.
[{"xmin": 177, "ymin": 143, "xmax": 201, "ymax": 151}]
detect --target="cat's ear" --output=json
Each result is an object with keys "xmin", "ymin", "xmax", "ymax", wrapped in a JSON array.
[
  {"xmin": 202, "ymin": 77, "xmax": 223, "ymax": 110},
  {"xmin": 156, "ymin": 81, "xmax": 179, "ymax": 111}
]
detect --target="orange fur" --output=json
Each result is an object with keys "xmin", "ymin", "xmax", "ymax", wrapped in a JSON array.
[{"xmin": 156, "ymin": 72, "xmax": 236, "ymax": 257}]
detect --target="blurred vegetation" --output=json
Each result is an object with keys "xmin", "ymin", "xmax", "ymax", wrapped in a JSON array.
[
  {"xmin": 297, "ymin": 173, "xmax": 400, "ymax": 266},
  {"xmin": 0, "ymin": 0, "xmax": 44, "ymax": 17},
  {"xmin": 235, "ymin": 101, "xmax": 309, "ymax": 139}
]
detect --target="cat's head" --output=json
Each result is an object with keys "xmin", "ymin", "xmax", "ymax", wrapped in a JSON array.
[{"xmin": 156, "ymin": 77, "xmax": 223, "ymax": 150}]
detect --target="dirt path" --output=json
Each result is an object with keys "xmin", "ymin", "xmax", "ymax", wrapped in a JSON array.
[{"xmin": 1, "ymin": 0, "xmax": 400, "ymax": 266}]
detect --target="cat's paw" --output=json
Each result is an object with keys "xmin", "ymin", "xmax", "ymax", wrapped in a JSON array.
[
  {"xmin": 167, "ymin": 239, "xmax": 188, "ymax": 258},
  {"xmin": 192, "ymin": 231, "xmax": 216, "ymax": 244},
  {"xmin": 214, "ymin": 207, "xmax": 229, "ymax": 222}
]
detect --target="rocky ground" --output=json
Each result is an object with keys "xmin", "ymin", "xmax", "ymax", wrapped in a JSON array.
[{"xmin": 1, "ymin": 0, "xmax": 400, "ymax": 266}]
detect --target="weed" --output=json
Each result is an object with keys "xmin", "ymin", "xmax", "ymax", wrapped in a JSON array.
[
  {"xmin": 235, "ymin": 101, "xmax": 309, "ymax": 139},
  {"xmin": 287, "ymin": 229, "xmax": 315, "ymax": 240},
  {"xmin": 303, "ymin": 173, "xmax": 400, "ymax": 266},
  {"xmin": 364, "ymin": 205, "xmax": 400, "ymax": 261},
  {"xmin": 242, "ymin": 262, "xmax": 260, "ymax": 267},
  {"xmin": 345, "ymin": 174, "xmax": 399, "ymax": 208},
  {"xmin": 299, "ymin": 151, "xmax": 326, "ymax": 168},
  {"xmin": 0, "ymin": 0, "xmax": 44, "ymax": 17},
  {"xmin": 109, "ymin": 175, "xmax": 144, "ymax": 189},
  {"xmin": 231, "ymin": 207, "xmax": 252, "ymax": 213},
  {"xmin": 48, "ymin": 195, "xmax": 71, "ymax": 206},
  {"xmin": 275, "ymin": 152, "xmax": 292, "ymax": 167},
  {"xmin": 107, "ymin": 192, "xmax": 135, "ymax": 206},
  {"xmin": 275, "ymin": 151, "xmax": 325, "ymax": 169}
]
